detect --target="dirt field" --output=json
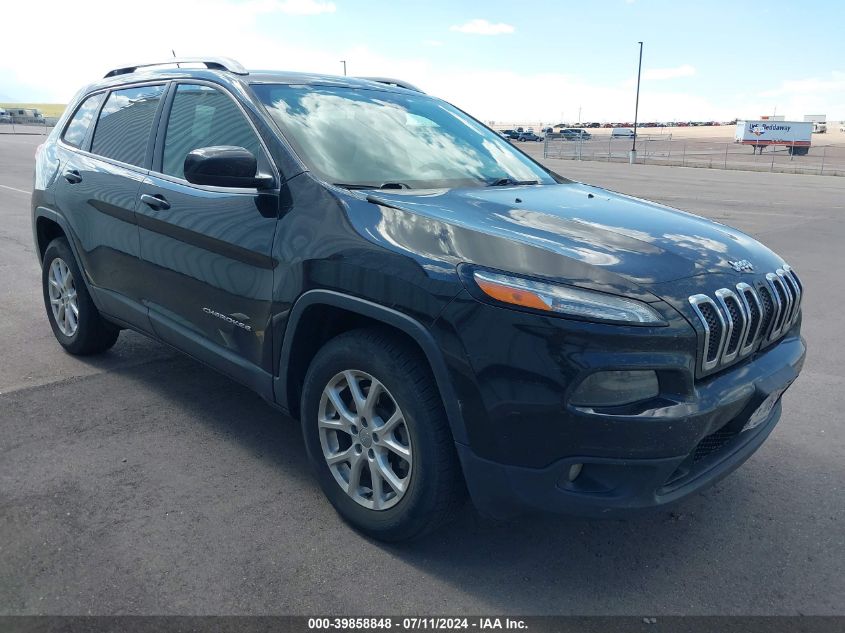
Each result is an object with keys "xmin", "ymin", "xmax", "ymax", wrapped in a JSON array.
[{"xmin": 0, "ymin": 103, "xmax": 66, "ymax": 118}]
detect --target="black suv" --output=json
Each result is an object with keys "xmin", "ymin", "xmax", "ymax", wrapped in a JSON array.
[{"xmin": 32, "ymin": 58, "xmax": 805, "ymax": 541}]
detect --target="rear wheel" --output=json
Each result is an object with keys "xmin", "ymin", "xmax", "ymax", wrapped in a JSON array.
[
  {"xmin": 301, "ymin": 329, "xmax": 464, "ymax": 541},
  {"xmin": 41, "ymin": 237, "xmax": 119, "ymax": 355}
]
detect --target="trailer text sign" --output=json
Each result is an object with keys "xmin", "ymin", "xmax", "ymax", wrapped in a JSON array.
[{"xmin": 735, "ymin": 121, "xmax": 812, "ymax": 146}]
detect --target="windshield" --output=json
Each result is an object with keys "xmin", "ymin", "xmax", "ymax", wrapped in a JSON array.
[{"xmin": 252, "ymin": 84, "xmax": 555, "ymax": 189}]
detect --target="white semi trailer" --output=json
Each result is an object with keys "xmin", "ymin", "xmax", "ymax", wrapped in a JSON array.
[{"xmin": 735, "ymin": 120, "xmax": 813, "ymax": 155}]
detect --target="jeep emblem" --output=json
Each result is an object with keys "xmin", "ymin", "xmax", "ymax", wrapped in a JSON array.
[{"xmin": 728, "ymin": 259, "xmax": 754, "ymax": 272}]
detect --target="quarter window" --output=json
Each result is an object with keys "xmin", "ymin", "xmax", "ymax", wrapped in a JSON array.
[
  {"xmin": 162, "ymin": 84, "xmax": 263, "ymax": 180},
  {"xmin": 91, "ymin": 85, "xmax": 165, "ymax": 167},
  {"xmin": 62, "ymin": 93, "xmax": 105, "ymax": 148}
]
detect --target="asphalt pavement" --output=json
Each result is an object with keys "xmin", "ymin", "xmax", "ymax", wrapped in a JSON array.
[{"xmin": 1, "ymin": 134, "xmax": 843, "ymax": 615}]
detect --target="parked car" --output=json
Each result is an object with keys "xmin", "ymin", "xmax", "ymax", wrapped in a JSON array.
[
  {"xmin": 517, "ymin": 131, "xmax": 541, "ymax": 142},
  {"xmin": 560, "ymin": 128, "xmax": 591, "ymax": 140},
  {"xmin": 611, "ymin": 127, "xmax": 635, "ymax": 138},
  {"xmin": 33, "ymin": 57, "xmax": 805, "ymax": 541}
]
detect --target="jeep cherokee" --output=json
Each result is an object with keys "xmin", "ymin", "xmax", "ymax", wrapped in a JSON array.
[{"xmin": 32, "ymin": 57, "xmax": 806, "ymax": 541}]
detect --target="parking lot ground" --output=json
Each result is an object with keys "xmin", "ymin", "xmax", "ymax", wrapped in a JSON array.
[{"xmin": 1, "ymin": 134, "xmax": 844, "ymax": 615}]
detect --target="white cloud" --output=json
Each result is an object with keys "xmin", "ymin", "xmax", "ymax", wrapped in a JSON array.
[
  {"xmin": 622, "ymin": 64, "xmax": 696, "ymax": 87},
  {"xmin": 450, "ymin": 19, "xmax": 515, "ymax": 35},
  {"xmin": 620, "ymin": 64, "xmax": 696, "ymax": 91},
  {"xmin": 0, "ymin": 0, "xmax": 339, "ymax": 102},
  {"xmin": 759, "ymin": 71, "xmax": 845, "ymax": 98},
  {"xmin": 745, "ymin": 71, "xmax": 845, "ymax": 120},
  {"xmin": 643, "ymin": 64, "xmax": 696, "ymax": 81},
  {"xmin": 245, "ymin": 0, "xmax": 336, "ymax": 14},
  {"xmin": 1, "ymin": 0, "xmax": 842, "ymax": 121}
]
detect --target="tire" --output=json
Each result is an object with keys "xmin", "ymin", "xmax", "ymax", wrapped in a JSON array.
[
  {"xmin": 301, "ymin": 329, "xmax": 464, "ymax": 541},
  {"xmin": 41, "ymin": 237, "xmax": 119, "ymax": 355}
]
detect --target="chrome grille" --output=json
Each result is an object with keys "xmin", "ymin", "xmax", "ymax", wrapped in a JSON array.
[{"xmin": 688, "ymin": 266, "xmax": 802, "ymax": 374}]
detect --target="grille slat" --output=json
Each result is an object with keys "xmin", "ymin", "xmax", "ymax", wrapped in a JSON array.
[
  {"xmin": 782, "ymin": 265, "xmax": 802, "ymax": 326},
  {"xmin": 768, "ymin": 273, "xmax": 790, "ymax": 337},
  {"xmin": 688, "ymin": 265, "xmax": 801, "ymax": 375},
  {"xmin": 759, "ymin": 285, "xmax": 775, "ymax": 338},
  {"xmin": 738, "ymin": 283, "xmax": 762, "ymax": 356},
  {"xmin": 688, "ymin": 295, "xmax": 725, "ymax": 371}
]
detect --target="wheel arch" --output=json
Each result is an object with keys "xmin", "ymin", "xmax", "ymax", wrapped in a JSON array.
[
  {"xmin": 34, "ymin": 209, "xmax": 71, "ymax": 263},
  {"xmin": 33, "ymin": 208, "xmax": 107, "ymax": 313},
  {"xmin": 274, "ymin": 289, "xmax": 468, "ymax": 444}
]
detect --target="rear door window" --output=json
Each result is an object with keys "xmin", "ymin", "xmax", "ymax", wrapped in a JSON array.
[
  {"xmin": 91, "ymin": 85, "xmax": 166, "ymax": 167},
  {"xmin": 62, "ymin": 93, "xmax": 105, "ymax": 148}
]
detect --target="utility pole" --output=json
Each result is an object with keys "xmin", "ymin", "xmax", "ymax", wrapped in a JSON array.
[
  {"xmin": 340, "ymin": 60, "xmax": 347, "ymax": 76},
  {"xmin": 578, "ymin": 105, "xmax": 582, "ymax": 125},
  {"xmin": 630, "ymin": 41, "xmax": 643, "ymax": 164}
]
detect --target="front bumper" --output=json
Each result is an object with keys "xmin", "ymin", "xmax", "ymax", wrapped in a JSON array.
[{"xmin": 455, "ymin": 333, "xmax": 805, "ymax": 519}]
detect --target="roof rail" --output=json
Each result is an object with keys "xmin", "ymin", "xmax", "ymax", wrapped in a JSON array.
[
  {"xmin": 103, "ymin": 57, "xmax": 248, "ymax": 79},
  {"xmin": 358, "ymin": 77, "xmax": 425, "ymax": 93}
]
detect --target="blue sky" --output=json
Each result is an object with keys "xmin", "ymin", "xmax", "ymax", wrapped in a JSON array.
[{"xmin": 2, "ymin": 0, "xmax": 843, "ymax": 122}]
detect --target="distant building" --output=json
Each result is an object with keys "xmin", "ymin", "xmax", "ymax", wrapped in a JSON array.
[{"xmin": 4, "ymin": 108, "xmax": 44, "ymax": 124}]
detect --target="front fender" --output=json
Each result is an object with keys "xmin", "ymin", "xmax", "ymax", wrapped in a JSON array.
[{"xmin": 274, "ymin": 289, "xmax": 469, "ymax": 444}]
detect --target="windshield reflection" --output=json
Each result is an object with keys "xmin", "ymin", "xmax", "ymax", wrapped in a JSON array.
[{"xmin": 253, "ymin": 84, "xmax": 553, "ymax": 189}]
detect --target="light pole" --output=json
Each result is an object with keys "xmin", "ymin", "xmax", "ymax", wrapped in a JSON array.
[
  {"xmin": 340, "ymin": 60, "xmax": 347, "ymax": 76},
  {"xmin": 630, "ymin": 41, "xmax": 643, "ymax": 164}
]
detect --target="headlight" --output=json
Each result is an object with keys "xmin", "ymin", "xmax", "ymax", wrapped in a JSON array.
[
  {"xmin": 570, "ymin": 370, "xmax": 659, "ymax": 407},
  {"xmin": 470, "ymin": 270, "xmax": 665, "ymax": 325}
]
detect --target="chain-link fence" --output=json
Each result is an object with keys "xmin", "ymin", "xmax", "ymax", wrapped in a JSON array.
[
  {"xmin": 543, "ymin": 134, "xmax": 845, "ymax": 176},
  {"xmin": 0, "ymin": 119, "xmax": 56, "ymax": 135}
]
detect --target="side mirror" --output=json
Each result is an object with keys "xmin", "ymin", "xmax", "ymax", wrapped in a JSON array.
[{"xmin": 183, "ymin": 146, "xmax": 273, "ymax": 189}]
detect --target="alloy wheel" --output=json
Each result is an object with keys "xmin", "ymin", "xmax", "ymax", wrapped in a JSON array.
[
  {"xmin": 48, "ymin": 258, "xmax": 79, "ymax": 337},
  {"xmin": 317, "ymin": 370, "xmax": 413, "ymax": 510}
]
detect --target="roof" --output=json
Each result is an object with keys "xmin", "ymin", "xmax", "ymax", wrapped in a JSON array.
[{"xmin": 91, "ymin": 62, "xmax": 423, "ymax": 96}]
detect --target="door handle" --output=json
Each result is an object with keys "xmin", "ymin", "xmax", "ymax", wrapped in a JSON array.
[
  {"xmin": 140, "ymin": 193, "xmax": 171, "ymax": 211},
  {"xmin": 63, "ymin": 169, "xmax": 82, "ymax": 184}
]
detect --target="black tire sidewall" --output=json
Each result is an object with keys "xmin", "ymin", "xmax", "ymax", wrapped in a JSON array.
[
  {"xmin": 301, "ymin": 333, "xmax": 446, "ymax": 540},
  {"xmin": 41, "ymin": 238, "xmax": 112, "ymax": 354}
]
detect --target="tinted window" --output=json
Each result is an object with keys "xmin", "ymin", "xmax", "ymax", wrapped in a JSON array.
[
  {"xmin": 162, "ymin": 84, "xmax": 262, "ymax": 180},
  {"xmin": 62, "ymin": 93, "xmax": 105, "ymax": 148},
  {"xmin": 253, "ymin": 84, "xmax": 553, "ymax": 189},
  {"xmin": 91, "ymin": 85, "xmax": 165, "ymax": 167}
]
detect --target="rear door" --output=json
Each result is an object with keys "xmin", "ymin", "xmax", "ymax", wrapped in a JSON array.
[
  {"xmin": 53, "ymin": 83, "xmax": 167, "ymax": 327},
  {"xmin": 136, "ymin": 81, "xmax": 280, "ymax": 370}
]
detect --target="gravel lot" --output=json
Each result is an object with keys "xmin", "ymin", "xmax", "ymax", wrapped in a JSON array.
[{"xmin": 1, "ymin": 133, "xmax": 844, "ymax": 615}]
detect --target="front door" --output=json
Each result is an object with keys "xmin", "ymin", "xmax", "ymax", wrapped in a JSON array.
[{"xmin": 135, "ymin": 82, "xmax": 279, "ymax": 370}]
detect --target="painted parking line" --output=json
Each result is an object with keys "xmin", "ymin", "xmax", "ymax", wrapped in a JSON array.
[{"xmin": 0, "ymin": 183, "xmax": 32, "ymax": 194}]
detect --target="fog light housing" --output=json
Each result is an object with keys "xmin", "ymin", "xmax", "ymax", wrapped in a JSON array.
[{"xmin": 570, "ymin": 370, "xmax": 659, "ymax": 407}]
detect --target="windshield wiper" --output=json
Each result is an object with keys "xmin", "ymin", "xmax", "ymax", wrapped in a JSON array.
[
  {"xmin": 487, "ymin": 178, "xmax": 540, "ymax": 187},
  {"xmin": 333, "ymin": 182, "xmax": 412, "ymax": 190}
]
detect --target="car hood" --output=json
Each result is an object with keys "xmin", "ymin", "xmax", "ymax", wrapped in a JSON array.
[{"xmin": 367, "ymin": 182, "xmax": 785, "ymax": 288}]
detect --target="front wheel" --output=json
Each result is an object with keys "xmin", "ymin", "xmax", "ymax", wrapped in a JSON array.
[{"xmin": 300, "ymin": 329, "xmax": 464, "ymax": 541}]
